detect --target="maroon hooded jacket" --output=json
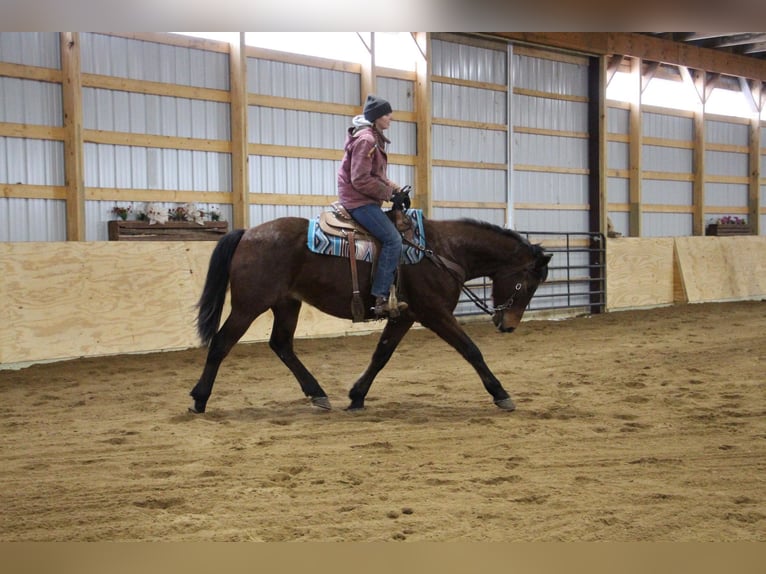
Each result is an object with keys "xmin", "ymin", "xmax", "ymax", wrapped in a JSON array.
[{"xmin": 337, "ymin": 118, "xmax": 398, "ymax": 210}]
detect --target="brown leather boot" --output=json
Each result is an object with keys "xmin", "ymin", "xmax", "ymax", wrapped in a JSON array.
[{"xmin": 373, "ymin": 295, "xmax": 408, "ymax": 319}]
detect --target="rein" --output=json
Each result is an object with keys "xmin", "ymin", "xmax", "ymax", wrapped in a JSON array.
[{"xmin": 400, "ymin": 235, "xmax": 522, "ymax": 317}]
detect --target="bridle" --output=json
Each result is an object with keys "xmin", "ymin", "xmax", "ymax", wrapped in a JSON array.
[{"xmin": 402, "ymin": 235, "xmax": 527, "ymax": 317}]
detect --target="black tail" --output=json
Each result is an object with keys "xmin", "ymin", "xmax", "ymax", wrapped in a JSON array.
[{"xmin": 196, "ymin": 229, "xmax": 246, "ymax": 346}]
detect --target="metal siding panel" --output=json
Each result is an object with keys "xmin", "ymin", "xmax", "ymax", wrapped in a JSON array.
[
  {"xmin": 0, "ymin": 78, "xmax": 63, "ymax": 126},
  {"xmin": 608, "ymin": 141, "xmax": 629, "ymax": 170},
  {"xmin": 434, "ymin": 83, "xmax": 507, "ymax": 124},
  {"xmin": 607, "ymin": 106, "xmax": 629, "ymax": 134},
  {"xmin": 642, "ymin": 179, "xmax": 693, "ymax": 205},
  {"xmin": 378, "ymin": 77, "xmax": 415, "ymax": 113},
  {"xmin": 608, "ymin": 177, "xmax": 629, "ymax": 204},
  {"xmin": 0, "ymin": 198, "xmax": 65, "ymax": 241},
  {"xmin": 388, "ymin": 121, "xmax": 416, "ymax": 156},
  {"xmin": 704, "ymin": 182, "xmax": 749, "ymax": 207},
  {"xmin": 512, "ymin": 93, "xmax": 586, "ymax": 132},
  {"xmin": 642, "ymin": 145, "xmax": 693, "ymax": 173},
  {"xmin": 705, "ymin": 119, "xmax": 749, "ymax": 145},
  {"xmin": 514, "ymin": 209, "xmax": 589, "ymax": 233},
  {"xmin": 608, "ymin": 211, "xmax": 629, "ymax": 236},
  {"xmin": 642, "ymin": 213, "xmax": 692, "ymax": 237},
  {"xmin": 705, "ymin": 150, "xmax": 748, "ymax": 176},
  {"xmin": 433, "ymin": 125, "xmax": 506, "ymax": 163},
  {"xmin": 432, "ymin": 39, "xmax": 507, "ymax": 84},
  {"xmin": 0, "ymin": 32, "xmax": 60, "ymax": 68},
  {"xmin": 433, "ymin": 166, "xmax": 506, "ymax": 202},
  {"xmin": 643, "ymin": 111, "xmax": 693, "ymax": 140},
  {"xmin": 513, "ymin": 54, "xmax": 588, "ymax": 96},
  {"xmin": 513, "ymin": 171, "xmax": 588, "ymax": 205},
  {"xmin": 249, "ymin": 58, "xmax": 358, "ymax": 104},
  {"xmin": 514, "ymin": 133, "xmax": 587, "ymax": 169}
]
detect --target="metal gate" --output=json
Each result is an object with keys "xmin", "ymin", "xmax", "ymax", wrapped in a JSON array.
[{"xmin": 454, "ymin": 231, "xmax": 606, "ymax": 317}]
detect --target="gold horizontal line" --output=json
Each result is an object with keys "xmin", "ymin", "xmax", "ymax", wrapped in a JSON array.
[
  {"xmin": 86, "ymin": 188, "xmax": 233, "ymax": 203},
  {"xmin": 433, "ymin": 159, "xmax": 507, "ymax": 170},
  {"xmin": 82, "ymin": 73, "xmax": 231, "ymax": 103},
  {"xmin": 85, "ymin": 129, "xmax": 231, "ymax": 152},
  {"xmin": 0, "ymin": 122, "xmax": 65, "ymax": 141},
  {"xmin": 1, "ymin": 184, "xmax": 67, "ymax": 200}
]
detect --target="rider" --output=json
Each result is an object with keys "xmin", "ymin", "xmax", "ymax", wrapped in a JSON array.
[{"xmin": 337, "ymin": 94, "xmax": 408, "ymax": 319}]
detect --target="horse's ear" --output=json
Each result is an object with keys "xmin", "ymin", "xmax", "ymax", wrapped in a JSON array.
[{"xmin": 538, "ymin": 253, "xmax": 552, "ymax": 268}]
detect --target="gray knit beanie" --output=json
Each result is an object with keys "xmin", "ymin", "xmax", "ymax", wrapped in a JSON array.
[{"xmin": 363, "ymin": 94, "xmax": 393, "ymax": 123}]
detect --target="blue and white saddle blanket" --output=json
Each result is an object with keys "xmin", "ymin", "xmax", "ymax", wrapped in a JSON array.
[{"xmin": 307, "ymin": 208, "xmax": 426, "ymax": 265}]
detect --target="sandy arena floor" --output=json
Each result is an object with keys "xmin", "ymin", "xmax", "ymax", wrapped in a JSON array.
[{"xmin": 0, "ymin": 300, "xmax": 764, "ymax": 541}]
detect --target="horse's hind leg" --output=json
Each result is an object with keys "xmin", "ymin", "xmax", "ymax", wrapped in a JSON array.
[
  {"xmin": 189, "ymin": 310, "xmax": 257, "ymax": 414},
  {"xmin": 269, "ymin": 299, "xmax": 331, "ymax": 410},
  {"xmin": 347, "ymin": 317, "xmax": 414, "ymax": 410}
]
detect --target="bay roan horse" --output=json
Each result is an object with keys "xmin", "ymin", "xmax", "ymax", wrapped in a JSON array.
[{"xmin": 190, "ymin": 213, "xmax": 552, "ymax": 414}]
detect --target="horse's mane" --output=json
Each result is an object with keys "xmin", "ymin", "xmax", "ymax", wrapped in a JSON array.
[{"xmin": 456, "ymin": 218, "xmax": 545, "ymax": 256}]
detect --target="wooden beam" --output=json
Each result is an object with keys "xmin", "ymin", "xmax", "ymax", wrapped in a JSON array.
[
  {"xmin": 229, "ymin": 33, "xmax": 249, "ymax": 231},
  {"xmin": 414, "ymin": 32, "xmax": 433, "ymax": 217},
  {"xmin": 60, "ymin": 32, "xmax": 85, "ymax": 242},
  {"xmin": 692, "ymin": 74, "xmax": 706, "ymax": 236},
  {"xmin": 359, "ymin": 33, "xmax": 375, "ymax": 103},
  {"xmin": 489, "ymin": 32, "xmax": 766, "ymax": 82},
  {"xmin": 607, "ymin": 55, "xmax": 623, "ymax": 86},
  {"xmin": 749, "ymin": 81, "xmax": 762, "ymax": 235},
  {"xmin": 593, "ymin": 55, "xmax": 608, "ymax": 237},
  {"xmin": 641, "ymin": 61, "xmax": 660, "ymax": 94},
  {"xmin": 629, "ymin": 57, "xmax": 642, "ymax": 237}
]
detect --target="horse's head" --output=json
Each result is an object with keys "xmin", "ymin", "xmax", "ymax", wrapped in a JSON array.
[{"xmin": 491, "ymin": 244, "xmax": 552, "ymax": 333}]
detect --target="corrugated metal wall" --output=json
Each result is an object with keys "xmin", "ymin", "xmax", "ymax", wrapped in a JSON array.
[
  {"xmin": 607, "ymin": 105, "xmax": 630, "ymax": 235},
  {"xmin": 641, "ymin": 110, "xmax": 695, "ymax": 236},
  {"xmin": 1, "ymin": 32, "xmax": 764, "ymax": 244},
  {"xmin": 0, "ymin": 32, "xmax": 65, "ymax": 241},
  {"xmin": 431, "ymin": 38, "xmax": 508, "ymax": 226},
  {"xmin": 704, "ymin": 117, "xmax": 751, "ymax": 225},
  {"xmin": 80, "ymin": 33, "xmax": 231, "ymax": 240},
  {"xmin": 512, "ymin": 49, "xmax": 591, "ymax": 233}
]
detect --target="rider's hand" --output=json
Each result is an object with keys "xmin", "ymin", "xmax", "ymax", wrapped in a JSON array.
[{"xmin": 391, "ymin": 185, "xmax": 411, "ymax": 211}]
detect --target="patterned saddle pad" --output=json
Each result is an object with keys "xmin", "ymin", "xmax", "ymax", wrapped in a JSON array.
[{"xmin": 307, "ymin": 208, "xmax": 426, "ymax": 265}]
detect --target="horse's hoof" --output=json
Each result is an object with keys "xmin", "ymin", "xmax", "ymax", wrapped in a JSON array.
[
  {"xmin": 494, "ymin": 397, "xmax": 516, "ymax": 411},
  {"xmin": 188, "ymin": 401, "xmax": 206, "ymax": 414},
  {"xmin": 345, "ymin": 406, "xmax": 365, "ymax": 412},
  {"xmin": 311, "ymin": 396, "xmax": 332, "ymax": 410}
]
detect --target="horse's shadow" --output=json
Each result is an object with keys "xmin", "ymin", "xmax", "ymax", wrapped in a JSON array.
[{"xmin": 168, "ymin": 396, "xmax": 567, "ymax": 426}]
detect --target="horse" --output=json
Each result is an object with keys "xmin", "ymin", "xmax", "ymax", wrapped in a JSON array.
[{"xmin": 189, "ymin": 211, "xmax": 552, "ymax": 414}]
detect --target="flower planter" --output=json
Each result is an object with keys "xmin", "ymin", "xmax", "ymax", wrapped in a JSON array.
[
  {"xmin": 705, "ymin": 223, "xmax": 752, "ymax": 237},
  {"xmin": 108, "ymin": 220, "xmax": 229, "ymax": 241}
]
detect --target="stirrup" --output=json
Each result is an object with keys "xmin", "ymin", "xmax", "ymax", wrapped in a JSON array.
[{"xmin": 372, "ymin": 295, "xmax": 408, "ymax": 319}]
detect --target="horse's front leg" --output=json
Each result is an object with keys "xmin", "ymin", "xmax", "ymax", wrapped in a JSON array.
[
  {"xmin": 347, "ymin": 317, "xmax": 414, "ymax": 410},
  {"xmin": 269, "ymin": 299, "xmax": 331, "ymax": 409},
  {"xmin": 421, "ymin": 314, "xmax": 515, "ymax": 411}
]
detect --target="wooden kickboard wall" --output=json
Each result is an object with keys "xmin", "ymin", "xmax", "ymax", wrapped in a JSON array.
[
  {"xmin": 0, "ymin": 242, "xmax": 381, "ymax": 367},
  {"xmin": 2, "ymin": 236, "xmax": 764, "ymax": 366},
  {"xmin": 674, "ymin": 236, "xmax": 766, "ymax": 303}
]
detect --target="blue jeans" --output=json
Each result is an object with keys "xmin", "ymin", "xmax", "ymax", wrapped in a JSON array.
[{"xmin": 348, "ymin": 204, "xmax": 403, "ymax": 298}]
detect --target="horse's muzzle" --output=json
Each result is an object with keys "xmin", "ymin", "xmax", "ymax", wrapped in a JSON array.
[{"xmin": 492, "ymin": 313, "xmax": 515, "ymax": 333}]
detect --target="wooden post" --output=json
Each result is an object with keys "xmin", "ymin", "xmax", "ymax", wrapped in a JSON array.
[
  {"xmin": 359, "ymin": 33, "xmax": 375, "ymax": 102},
  {"xmin": 747, "ymin": 81, "xmax": 762, "ymax": 236},
  {"xmin": 414, "ymin": 32, "xmax": 432, "ymax": 217},
  {"xmin": 60, "ymin": 32, "xmax": 85, "ymax": 241},
  {"xmin": 690, "ymin": 69, "xmax": 706, "ymax": 236},
  {"xmin": 229, "ymin": 33, "xmax": 249, "ymax": 230},
  {"xmin": 628, "ymin": 56, "xmax": 642, "ymax": 237},
  {"xmin": 588, "ymin": 55, "xmax": 607, "ymax": 314}
]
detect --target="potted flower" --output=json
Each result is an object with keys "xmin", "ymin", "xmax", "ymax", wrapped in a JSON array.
[
  {"xmin": 705, "ymin": 216, "xmax": 751, "ymax": 236},
  {"xmin": 111, "ymin": 205, "xmax": 132, "ymax": 221},
  {"xmin": 107, "ymin": 202, "xmax": 228, "ymax": 241}
]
